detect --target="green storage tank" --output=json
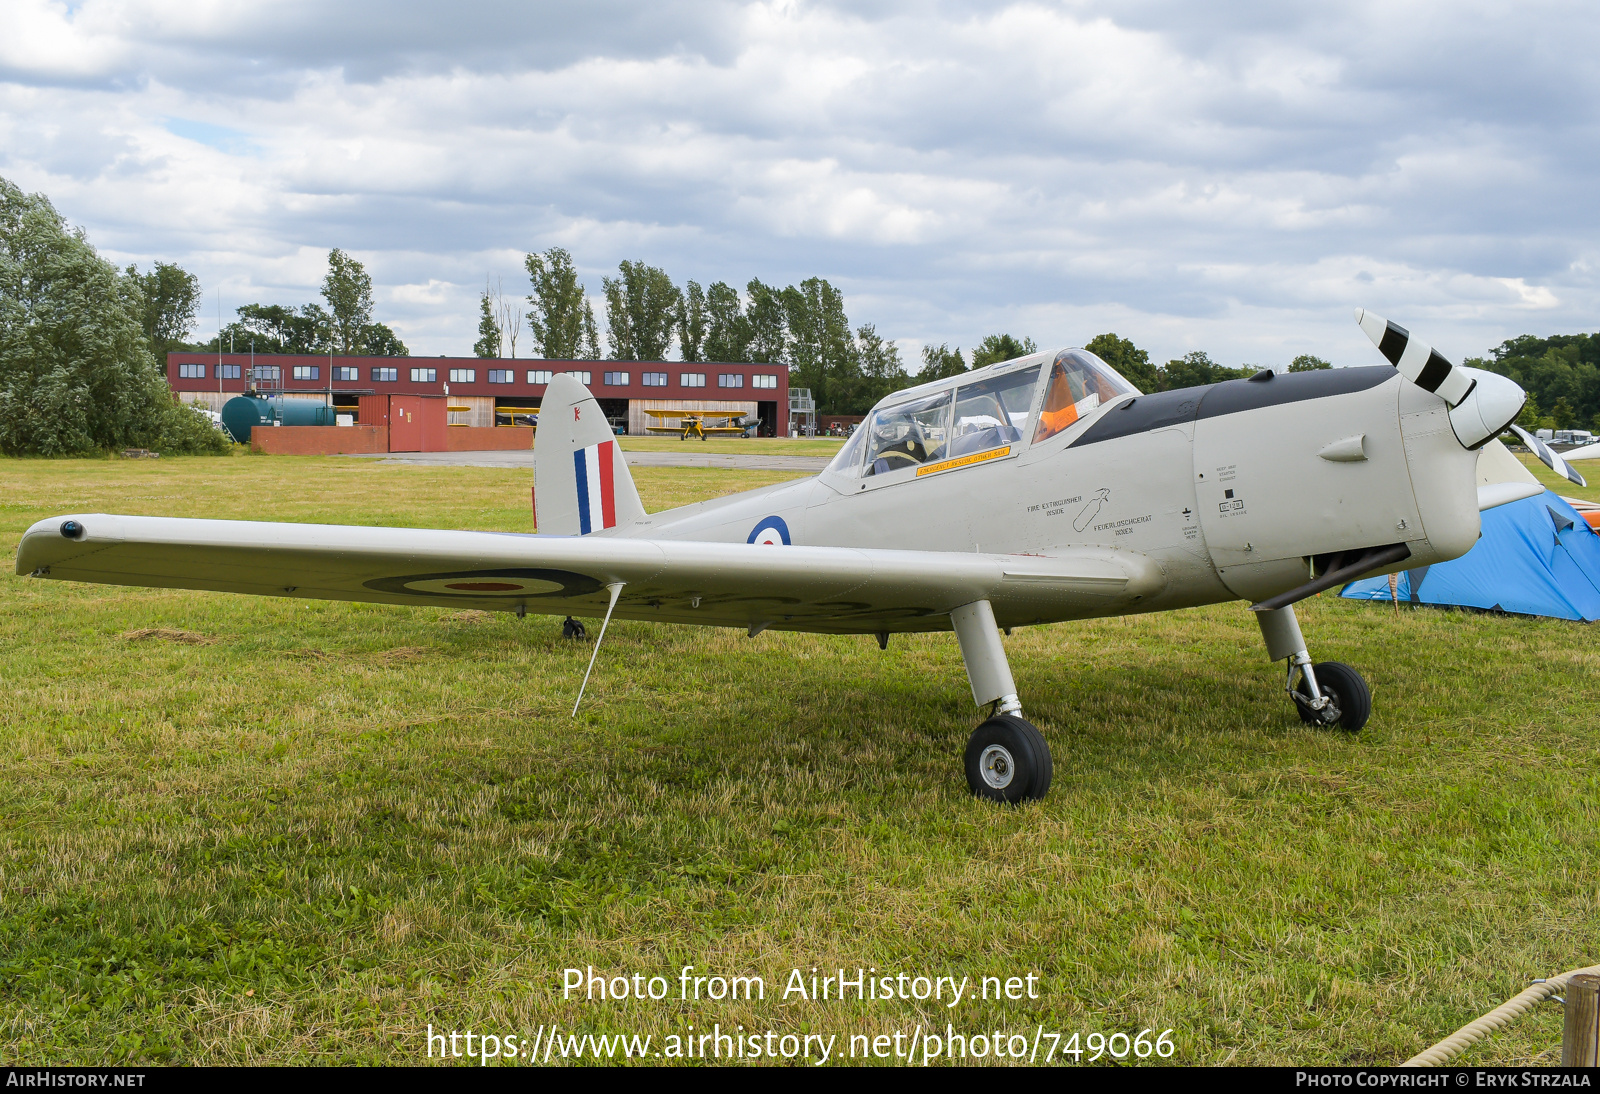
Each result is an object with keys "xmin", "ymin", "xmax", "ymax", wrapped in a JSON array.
[{"xmin": 220, "ymin": 396, "xmax": 337, "ymax": 442}]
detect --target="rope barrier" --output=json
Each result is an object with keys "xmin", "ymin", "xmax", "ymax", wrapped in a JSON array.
[{"xmin": 1403, "ymin": 963, "xmax": 1600, "ymax": 1067}]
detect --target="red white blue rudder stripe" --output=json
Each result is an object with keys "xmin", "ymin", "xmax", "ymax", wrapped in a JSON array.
[{"xmin": 574, "ymin": 441, "xmax": 619, "ymax": 534}]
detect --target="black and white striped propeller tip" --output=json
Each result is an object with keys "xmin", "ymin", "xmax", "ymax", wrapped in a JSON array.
[
  {"xmin": 1354, "ymin": 308, "xmax": 1476, "ymax": 407},
  {"xmin": 1508, "ymin": 424, "xmax": 1588, "ymax": 488}
]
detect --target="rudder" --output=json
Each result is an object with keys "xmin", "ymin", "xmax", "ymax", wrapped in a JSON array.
[{"xmin": 532, "ymin": 374, "xmax": 646, "ymax": 535}]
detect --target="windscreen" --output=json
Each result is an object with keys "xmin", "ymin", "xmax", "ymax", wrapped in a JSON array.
[
  {"xmin": 1033, "ymin": 350, "xmax": 1137, "ymax": 444},
  {"xmin": 863, "ymin": 390, "xmax": 954, "ymax": 476},
  {"xmin": 949, "ymin": 364, "xmax": 1041, "ymax": 457}
]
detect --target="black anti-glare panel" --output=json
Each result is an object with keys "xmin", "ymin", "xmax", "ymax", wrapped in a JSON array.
[{"xmin": 1070, "ymin": 366, "xmax": 1394, "ymax": 449}]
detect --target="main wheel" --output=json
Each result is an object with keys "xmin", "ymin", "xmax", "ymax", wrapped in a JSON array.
[
  {"xmin": 562, "ymin": 616, "xmax": 588, "ymax": 640},
  {"xmin": 964, "ymin": 715, "xmax": 1053, "ymax": 804},
  {"xmin": 1294, "ymin": 661, "xmax": 1371, "ymax": 732}
]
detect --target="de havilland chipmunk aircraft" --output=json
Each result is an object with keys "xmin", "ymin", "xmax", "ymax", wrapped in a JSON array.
[{"xmin": 17, "ymin": 311, "xmax": 1585, "ymax": 803}]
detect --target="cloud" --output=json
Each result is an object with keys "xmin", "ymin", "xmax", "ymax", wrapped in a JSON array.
[{"xmin": 1, "ymin": 0, "xmax": 1597, "ymax": 366}]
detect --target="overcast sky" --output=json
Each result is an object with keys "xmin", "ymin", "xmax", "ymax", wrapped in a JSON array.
[{"xmin": 3, "ymin": 0, "xmax": 1597, "ymax": 368}]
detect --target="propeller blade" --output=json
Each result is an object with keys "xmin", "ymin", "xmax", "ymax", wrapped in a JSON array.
[
  {"xmin": 1354, "ymin": 309, "xmax": 1477, "ymax": 406},
  {"xmin": 1508, "ymin": 424, "xmax": 1588, "ymax": 488},
  {"xmin": 1562, "ymin": 440, "xmax": 1600, "ymax": 462}
]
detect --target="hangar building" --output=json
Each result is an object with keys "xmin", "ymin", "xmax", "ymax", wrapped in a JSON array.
[{"xmin": 165, "ymin": 353, "xmax": 791, "ymax": 437}]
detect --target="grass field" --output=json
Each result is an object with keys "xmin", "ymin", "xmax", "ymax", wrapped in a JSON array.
[{"xmin": 1, "ymin": 452, "xmax": 1597, "ymax": 1066}]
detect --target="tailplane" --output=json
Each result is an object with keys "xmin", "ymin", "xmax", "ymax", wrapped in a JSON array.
[{"xmin": 532, "ymin": 374, "xmax": 646, "ymax": 535}]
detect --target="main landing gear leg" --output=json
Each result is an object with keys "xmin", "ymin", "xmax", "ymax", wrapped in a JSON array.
[
  {"xmin": 951, "ymin": 600, "xmax": 1052, "ymax": 803},
  {"xmin": 1254, "ymin": 605, "xmax": 1370, "ymax": 732}
]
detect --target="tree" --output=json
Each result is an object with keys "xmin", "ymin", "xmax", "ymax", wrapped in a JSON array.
[
  {"xmin": 1552, "ymin": 397, "xmax": 1576, "ymax": 430},
  {"xmin": 525, "ymin": 247, "xmax": 600, "ymax": 360},
  {"xmin": 321, "ymin": 248, "xmax": 374, "ymax": 354},
  {"xmin": 125, "ymin": 261, "xmax": 201, "ymax": 360},
  {"xmin": 970, "ymin": 333, "xmax": 1037, "ymax": 369},
  {"xmin": 601, "ymin": 260, "xmax": 679, "ymax": 361},
  {"xmin": 1479, "ymin": 336, "xmax": 1600, "ymax": 434},
  {"xmin": 679, "ymin": 280, "xmax": 708, "ymax": 363},
  {"xmin": 920, "ymin": 343, "xmax": 967, "ymax": 380},
  {"xmin": 1289, "ymin": 354, "xmax": 1332, "ymax": 372},
  {"xmin": 782, "ymin": 278, "xmax": 857, "ymax": 412},
  {"xmin": 702, "ymin": 281, "xmax": 751, "ymax": 362},
  {"xmin": 848, "ymin": 323, "xmax": 909, "ymax": 412},
  {"xmin": 1084, "ymin": 333, "xmax": 1158, "ymax": 392},
  {"xmin": 489, "ymin": 277, "xmax": 522, "ymax": 358},
  {"xmin": 208, "ymin": 303, "xmax": 325, "ymax": 353},
  {"xmin": 1158, "ymin": 350, "xmax": 1254, "ymax": 390},
  {"xmin": 474, "ymin": 290, "xmax": 501, "ymax": 357},
  {"xmin": 744, "ymin": 279, "xmax": 787, "ymax": 364},
  {"xmin": 360, "ymin": 322, "xmax": 408, "ymax": 357},
  {"xmin": 0, "ymin": 175, "xmax": 226, "ymax": 455}
]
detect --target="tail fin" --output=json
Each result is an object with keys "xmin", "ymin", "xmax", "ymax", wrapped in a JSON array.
[{"xmin": 532, "ymin": 374, "xmax": 646, "ymax": 535}]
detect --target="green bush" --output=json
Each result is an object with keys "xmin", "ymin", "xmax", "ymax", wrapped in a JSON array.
[{"xmin": 0, "ymin": 176, "xmax": 226, "ymax": 457}]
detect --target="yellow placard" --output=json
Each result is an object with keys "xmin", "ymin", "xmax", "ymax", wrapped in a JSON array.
[{"xmin": 914, "ymin": 445, "xmax": 1012, "ymax": 477}]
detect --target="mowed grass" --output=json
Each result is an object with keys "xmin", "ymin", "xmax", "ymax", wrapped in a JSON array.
[{"xmin": 1, "ymin": 453, "xmax": 1597, "ymax": 1067}]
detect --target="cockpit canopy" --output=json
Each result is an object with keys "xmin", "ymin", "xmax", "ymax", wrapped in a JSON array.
[{"xmin": 826, "ymin": 348, "xmax": 1137, "ymax": 477}]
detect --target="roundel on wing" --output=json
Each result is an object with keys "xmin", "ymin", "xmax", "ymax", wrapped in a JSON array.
[
  {"xmin": 747, "ymin": 515, "xmax": 791, "ymax": 546},
  {"xmin": 363, "ymin": 568, "xmax": 601, "ymax": 599}
]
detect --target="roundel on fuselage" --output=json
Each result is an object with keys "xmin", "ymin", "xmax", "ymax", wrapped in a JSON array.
[{"xmin": 747, "ymin": 516, "xmax": 791, "ymax": 546}]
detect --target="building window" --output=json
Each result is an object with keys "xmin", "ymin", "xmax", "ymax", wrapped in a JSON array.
[
  {"xmin": 449, "ymin": 369, "xmax": 475, "ymax": 383},
  {"xmin": 293, "ymin": 365, "xmax": 320, "ymax": 380},
  {"xmin": 752, "ymin": 373, "xmax": 778, "ymax": 389},
  {"xmin": 603, "ymin": 371, "xmax": 629, "ymax": 386},
  {"xmin": 219, "ymin": 364, "xmax": 241, "ymax": 379},
  {"xmin": 565, "ymin": 370, "xmax": 592, "ymax": 385},
  {"xmin": 642, "ymin": 372, "xmax": 668, "ymax": 387},
  {"xmin": 178, "ymin": 363, "xmax": 205, "ymax": 378},
  {"xmin": 253, "ymin": 365, "xmax": 281, "ymax": 383},
  {"xmin": 411, "ymin": 367, "xmax": 437, "ymax": 383},
  {"xmin": 372, "ymin": 367, "xmax": 399, "ymax": 382},
  {"xmin": 718, "ymin": 373, "xmax": 745, "ymax": 388},
  {"xmin": 681, "ymin": 372, "xmax": 706, "ymax": 388},
  {"xmin": 334, "ymin": 366, "xmax": 358, "ymax": 381},
  {"xmin": 488, "ymin": 370, "xmax": 513, "ymax": 384},
  {"xmin": 527, "ymin": 370, "xmax": 553, "ymax": 385}
]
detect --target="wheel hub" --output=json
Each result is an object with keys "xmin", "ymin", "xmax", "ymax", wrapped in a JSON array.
[{"xmin": 978, "ymin": 744, "xmax": 1015, "ymax": 789}]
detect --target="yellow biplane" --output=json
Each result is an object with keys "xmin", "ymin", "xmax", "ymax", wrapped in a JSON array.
[{"xmin": 643, "ymin": 408, "xmax": 759, "ymax": 441}]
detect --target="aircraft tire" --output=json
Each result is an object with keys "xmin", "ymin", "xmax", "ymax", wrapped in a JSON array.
[
  {"xmin": 1294, "ymin": 661, "xmax": 1370, "ymax": 732},
  {"xmin": 964, "ymin": 715, "xmax": 1053, "ymax": 804}
]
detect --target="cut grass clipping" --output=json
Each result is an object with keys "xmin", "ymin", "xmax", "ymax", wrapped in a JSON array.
[{"xmin": 1, "ymin": 452, "xmax": 1597, "ymax": 1065}]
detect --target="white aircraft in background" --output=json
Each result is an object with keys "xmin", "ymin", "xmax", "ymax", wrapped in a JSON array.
[{"xmin": 19, "ymin": 311, "xmax": 1587, "ymax": 803}]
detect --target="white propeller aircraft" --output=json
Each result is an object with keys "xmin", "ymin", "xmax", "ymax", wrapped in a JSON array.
[{"xmin": 17, "ymin": 311, "xmax": 1584, "ymax": 803}]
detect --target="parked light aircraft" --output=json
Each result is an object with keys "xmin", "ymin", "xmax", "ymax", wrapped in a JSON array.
[
  {"xmin": 643, "ymin": 408, "xmax": 758, "ymax": 440},
  {"xmin": 18, "ymin": 311, "xmax": 1587, "ymax": 802}
]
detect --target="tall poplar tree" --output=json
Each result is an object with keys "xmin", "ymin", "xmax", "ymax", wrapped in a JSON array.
[
  {"xmin": 321, "ymin": 248, "xmax": 374, "ymax": 354},
  {"xmin": 702, "ymin": 281, "xmax": 752, "ymax": 362},
  {"xmin": 743, "ymin": 279, "xmax": 787, "ymax": 364},
  {"xmin": 474, "ymin": 290, "xmax": 501, "ymax": 357},
  {"xmin": 525, "ymin": 247, "xmax": 600, "ymax": 359},
  {"xmin": 678, "ymin": 280, "xmax": 708, "ymax": 362},
  {"xmin": 601, "ymin": 260, "xmax": 679, "ymax": 361}
]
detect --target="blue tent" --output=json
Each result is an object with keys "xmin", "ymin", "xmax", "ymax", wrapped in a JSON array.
[{"xmin": 1342, "ymin": 490, "xmax": 1600, "ymax": 621}]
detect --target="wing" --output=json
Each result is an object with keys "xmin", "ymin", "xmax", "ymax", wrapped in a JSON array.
[{"xmin": 16, "ymin": 514, "xmax": 1165, "ymax": 634}]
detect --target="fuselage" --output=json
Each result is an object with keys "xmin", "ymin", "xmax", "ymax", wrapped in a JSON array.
[{"xmin": 611, "ymin": 350, "xmax": 1482, "ymax": 629}]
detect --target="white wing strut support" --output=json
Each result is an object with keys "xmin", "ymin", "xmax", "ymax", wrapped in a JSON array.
[
  {"xmin": 573, "ymin": 582, "xmax": 625, "ymax": 717},
  {"xmin": 950, "ymin": 600, "xmax": 1021, "ymax": 718}
]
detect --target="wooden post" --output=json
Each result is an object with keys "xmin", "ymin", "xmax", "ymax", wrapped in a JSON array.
[{"xmin": 1564, "ymin": 973, "xmax": 1600, "ymax": 1066}]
